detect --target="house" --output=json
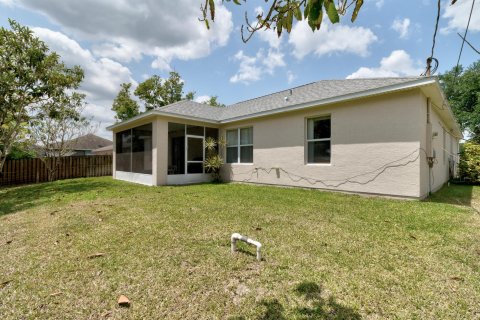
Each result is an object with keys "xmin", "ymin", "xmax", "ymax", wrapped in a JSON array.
[
  {"xmin": 107, "ymin": 77, "xmax": 462, "ymax": 199},
  {"xmin": 65, "ymin": 134, "xmax": 112, "ymax": 156},
  {"xmin": 92, "ymin": 145, "xmax": 113, "ymax": 155}
]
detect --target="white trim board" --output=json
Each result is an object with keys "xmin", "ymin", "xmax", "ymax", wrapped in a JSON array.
[
  {"xmin": 115, "ymin": 171, "xmax": 153, "ymax": 186},
  {"xmin": 167, "ymin": 174, "xmax": 211, "ymax": 185}
]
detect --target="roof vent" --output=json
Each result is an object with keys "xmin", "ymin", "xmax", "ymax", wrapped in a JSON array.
[
  {"xmin": 284, "ymin": 96, "xmax": 289, "ymax": 102},
  {"xmin": 289, "ymin": 89, "xmax": 293, "ymax": 95}
]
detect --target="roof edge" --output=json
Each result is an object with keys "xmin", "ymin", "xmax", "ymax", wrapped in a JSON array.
[
  {"xmin": 220, "ymin": 77, "xmax": 437, "ymax": 123},
  {"xmin": 107, "ymin": 77, "xmax": 438, "ymax": 131},
  {"xmin": 431, "ymin": 79, "xmax": 463, "ymax": 139},
  {"xmin": 106, "ymin": 109, "xmax": 220, "ymax": 131}
]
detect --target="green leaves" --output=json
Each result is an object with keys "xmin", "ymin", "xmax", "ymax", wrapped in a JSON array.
[
  {"xmin": 201, "ymin": 0, "xmax": 365, "ymax": 42},
  {"xmin": 325, "ymin": 0, "xmax": 339, "ymax": 24},
  {"xmin": 112, "ymin": 83, "xmax": 140, "ymax": 122},
  {"xmin": 294, "ymin": 5, "xmax": 302, "ymax": 21},
  {"xmin": 307, "ymin": 0, "xmax": 323, "ymax": 31},
  {"xmin": 440, "ymin": 60, "xmax": 480, "ymax": 141},
  {"xmin": 351, "ymin": 0, "xmax": 363, "ymax": 22},
  {"xmin": 208, "ymin": 0, "xmax": 215, "ymax": 20},
  {"xmin": 134, "ymin": 71, "xmax": 189, "ymax": 111},
  {"xmin": 0, "ymin": 19, "xmax": 85, "ymax": 173}
]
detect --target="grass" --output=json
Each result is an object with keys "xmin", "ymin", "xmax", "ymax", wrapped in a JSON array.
[{"xmin": 0, "ymin": 178, "xmax": 479, "ymax": 319}]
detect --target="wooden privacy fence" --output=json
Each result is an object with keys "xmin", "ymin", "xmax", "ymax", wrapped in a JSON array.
[{"xmin": 0, "ymin": 155, "xmax": 112, "ymax": 187}]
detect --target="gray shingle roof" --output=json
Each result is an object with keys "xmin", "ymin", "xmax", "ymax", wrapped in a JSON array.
[
  {"xmin": 157, "ymin": 77, "xmax": 428, "ymax": 122},
  {"xmin": 108, "ymin": 77, "xmax": 436, "ymax": 131},
  {"xmin": 220, "ymin": 77, "xmax": 426, "ymax": 120},
  {"xmin": 161, "ymin": 100, "xmax": 224, "ymax": 121}
]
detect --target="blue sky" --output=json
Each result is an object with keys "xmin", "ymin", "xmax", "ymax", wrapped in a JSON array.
[{"xmin": 0, "ymin": 0, "xmax": 478, "ymax": 137}]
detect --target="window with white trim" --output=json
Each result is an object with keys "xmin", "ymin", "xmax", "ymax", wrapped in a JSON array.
[
  {"xmin": 226, "ymin": 127, "xmax": 253, "ymax": 163},
  {"xmin": 307, "ymin": 116, "xmax": 331, "ymax": 164}
]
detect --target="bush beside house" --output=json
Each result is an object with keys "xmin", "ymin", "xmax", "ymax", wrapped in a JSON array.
[{"xmin": 459, "ymin": 142, "xmax": 480, "ymax": 183}]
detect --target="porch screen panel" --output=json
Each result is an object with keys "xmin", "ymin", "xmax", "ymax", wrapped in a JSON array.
[
  {"xmin": 168, "ymin": 123, "xmax": 185, "ymax": 175},
  {"xmin": 132, "ymin": 123, "xmax": 153, "ymax": 174},
  {"xmin": 187, "ymin": 137, "xmax": 204, "ymax": 174},
  {"xmin": 116, "ymin": 130, "xmax": 132, "ymax": 172}
]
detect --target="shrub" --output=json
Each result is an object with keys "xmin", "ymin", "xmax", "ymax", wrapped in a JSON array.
[
  {"xmin": 458, "ymin": 142, "xmax": 480, "ymax": 183},
  {"xmin": 204, "ymin": 137, "xmax": 225, "ymax": 182}
]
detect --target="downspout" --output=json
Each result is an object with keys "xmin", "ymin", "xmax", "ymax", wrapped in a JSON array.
[{"xmin": 426, "ymin": 98, "xmax": 434, "ymax": 195}]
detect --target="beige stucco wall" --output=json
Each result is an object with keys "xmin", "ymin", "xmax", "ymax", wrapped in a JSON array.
[
  {"xmin": 110, "ymin": 87, "xmax": 460, "ymax": 198},
  {"xmin": 220, "ymin": 90, "xmax": 426, "ymax": 198},
  {"xmin": 420, "ymin": 95, "xmax": 460, "ymax": 198},
  {"xmin": 419, "ymin": 95, "xmax": 461, "ymax": 197}
]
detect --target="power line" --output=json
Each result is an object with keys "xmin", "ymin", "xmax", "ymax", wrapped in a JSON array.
[
  {"xmin": 455, "ymin": 0, "xmax": 476, "ymax": 77},
  {"xmin": 457, "ymin": 32, "xmax": 480, "ymax": 55},
  {"xmin": 431, "ymin": 0, "xmax": 441, "ymax": 59},
  {"xmin": 421, "ymin": 0, "xmax": 441, "ymax": 76}
]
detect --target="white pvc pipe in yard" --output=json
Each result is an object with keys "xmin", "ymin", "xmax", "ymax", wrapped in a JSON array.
[{"xmin": 231, "ymin": 233, "xmax": 262, "ymax": 261}]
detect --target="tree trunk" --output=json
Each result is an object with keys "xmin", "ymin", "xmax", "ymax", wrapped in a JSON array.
[
  {"xmin": 44, "ymin": 157, "xmax": 60, "ymax": 182},
  {"xmin": 0, "ymin": 154, "xmax": 6, "ymax": 177}
]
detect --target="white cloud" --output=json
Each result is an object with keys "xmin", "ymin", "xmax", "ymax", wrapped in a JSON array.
[
  {"xmin": 346, "ymin": 50, "xmax": 423, "ymax": 79},
  {"xmin": 442, "ymin": 0, "xmax": 480, "ymax": 33},
  {"xmin": 229, "ymin": 51, "xmax": 263, "ymax": 84},
  {"xmin": 32, "ymin": 27, "xmax": 137, "ymax": 138},
  {"xmin": 194, "ymin": 95, "xmax": 211, "ymax": 103},
  {"xmin": 257, "ymin": 28, "xmax": 282, "ymax": 49},
  {"xmin": 392, "ymin": 18, "xmax": 411, "ymax": 39},
  {"xmin": 375, "ymin": 0, "xmax": 385, "ymax": 9},
  {"xmin": 288, "ymin": 21, "xmax": 378, "ymax": 59},
  {"xmin": 11, "ymin": 0, "xmax": 234, "ymax": 70},
  {"xmin": 230, "ymin": 49, "xmax": 285, "ymax": 84},
  {"xmin": 0, "ymin": 0, "xmax": 14, "ymax": 6},
  {"xmin": 287, "ymin": 71, "xmax": 297, "ymax": 84},
  {"xmin": 263, "ymin": 49, "xmax": 286, "ymax": 74}
]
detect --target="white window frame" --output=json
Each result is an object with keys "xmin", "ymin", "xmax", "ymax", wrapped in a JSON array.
[
  {"xmin": 185, "ymin": 126, "xmax": 205, "ymax": 174},
  {"xmin": 226, "ymin": 127, "xmax": 253, "ymax": 164},
  {"xmin": 306, "ymin": 116, "xmax": 331, "ymax": 165}
]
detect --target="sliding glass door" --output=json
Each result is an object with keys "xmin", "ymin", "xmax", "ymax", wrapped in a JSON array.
[
  {"xmin": 187, "ymin": 136, "xmax": 204, "ymax": 174},
  {"xmin": 168, "ymin": 122, "xmax": 218, "ymax": 176}
]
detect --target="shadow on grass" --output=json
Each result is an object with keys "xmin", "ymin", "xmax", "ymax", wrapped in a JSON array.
[
  {"xmin": 0, "ymin": 178, "xmax": 114, "ymax": 216},
  {"xmin": 426, "ymin": 184, "xmax": 474, "ymax": 208},
  {"xmin": 292, "ymin": 282, "xmax": 361, "ymax": 319},
  {"xmin": 254, "ymin": 282, "xmax": 361, "ymax": 320}
]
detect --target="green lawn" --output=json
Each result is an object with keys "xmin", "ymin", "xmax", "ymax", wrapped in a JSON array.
[{"xmin": 1, "ymin": 178, "xmax": 479, "ymax": 319}]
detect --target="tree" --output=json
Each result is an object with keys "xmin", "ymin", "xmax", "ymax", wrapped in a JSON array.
[
  {"xmin": 0, "ymin": 19, "xmax": 84, "ymax": 175},
  {"xmin": 134, "ymin": 72, "xmax": 195, "ymax": 110},
  {"xmin": 440, "ymin": 61, "xmax": 480, "ymax": 141},
  {"xmin": 185, "ymin": 91, "xmax": 196, "ymax": 101},
  {"xmin": 203, "ymin": 96, "xmax": 226, "ymax": 107},
  {"xmin": 112, "ymin": 83, "xmax": 140, "ymax": 121},
  {"xmin": 201, "ymin": 0, "xmax": 364, "ymax": 42},
  {"xmin": 30, "ymin": 92, "xmax": 91, "ymax": 181},
  {"xmin": 6, "ymin": 144, "xmax": 36, "ymax": 160}
]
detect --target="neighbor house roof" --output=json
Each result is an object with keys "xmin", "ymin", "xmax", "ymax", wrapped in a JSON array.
[
  {"xmin": 92, "ymin": 144, "xmax": 113, "ymax": 155},
  {"xmin": 69, "ymin": 134, "xmax": 112, "ymax": 150},
  {"xmin": 107, "ymin": 77, "xmax": 461, "ymax": 136}
]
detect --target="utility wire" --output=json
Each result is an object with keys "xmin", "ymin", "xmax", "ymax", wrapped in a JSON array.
[
  {"xmin": 431, "ymin": 0, "xmax": 441, "ymax": 59},
  {"xmin": 457, "ymin": 32, "xmax": 480, "ymax": 55},
  {"xmin": 455, "ymin": 0, "xmax": 476, "ymax": 77},
  {"xmin": 421, "ymin": 0, "xmax": 441, "ymax": 76}
]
